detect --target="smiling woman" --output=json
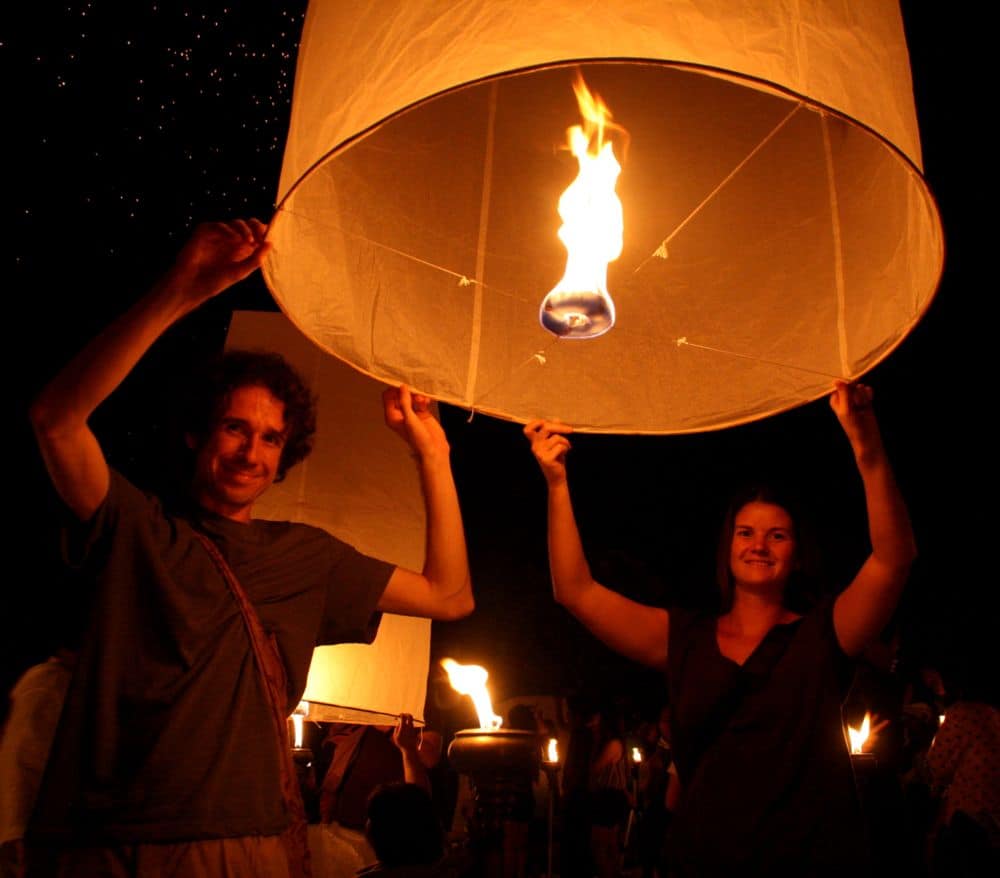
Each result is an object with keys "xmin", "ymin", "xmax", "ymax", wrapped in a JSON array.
[
  {"xmin": 524, "ymin": 380, "xmax": 917, "ymax": 873},
  {"xmin": 714, "ymin": 483, "xmax": 824, "ymax": 619}
]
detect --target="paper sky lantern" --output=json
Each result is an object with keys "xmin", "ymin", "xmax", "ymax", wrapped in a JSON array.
[{"xmin": 263, "ymin": 0, "xmax": 942, "ymax": 434}]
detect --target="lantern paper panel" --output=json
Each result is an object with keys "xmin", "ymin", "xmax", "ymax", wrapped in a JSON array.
[
  {"xmin": 226, "ymin": 311, "xmax": 430, "ymax": 724},
  {"xmin": 264, "ymin": 0, "xmax": 942, "ymax": 434}
]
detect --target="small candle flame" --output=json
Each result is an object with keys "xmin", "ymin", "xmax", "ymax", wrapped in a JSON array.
[
  {"xmin": 546, "ymin": 737, "xmax": 559, "ymax": 764},
  {"xmin": 631, "ymin": 746, "xmax": 642, "ymax": 763},
  {"xmin": 441, "ymin": 658, "xmax": 502, "ymax": 730},
  {"xmin": 290, "ymin": 701, "xmax": 309, "ymax": 748},
  {"xmin": 847, "ymin": 712, "xmax": 871, "ymax": 754}
]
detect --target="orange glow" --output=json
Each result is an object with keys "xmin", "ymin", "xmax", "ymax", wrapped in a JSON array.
[
  {"xmin": 540, "ymin": 73, "xmax": 625, "ymax": 339},
  {"xmin": 440, "ymin": 658, "xmax": 502, "ymax": 730},
  {"xmin": 847, "ymin": 712, "xmax": 871, "ymax": 754},
  {"xmin": 545, "ymin": 737, "xmax": 559, "ymax": 763}
]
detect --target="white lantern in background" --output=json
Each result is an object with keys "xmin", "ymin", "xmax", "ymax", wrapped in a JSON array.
[
  {"xmin": 227, "ymin": 311, "xmax": 431, "ymax": 724},
  {"xmin": 263, "ymin": 0, "xmax": 942, "ymax": 434}
]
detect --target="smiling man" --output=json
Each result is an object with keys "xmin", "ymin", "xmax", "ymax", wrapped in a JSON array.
[{"xmin": 27, "ymin": 219, "xmax": 473, "ymax": 876}]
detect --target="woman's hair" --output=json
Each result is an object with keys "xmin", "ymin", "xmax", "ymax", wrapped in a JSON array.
[
  {"xmin": 714, "ymin": 481, "xmax": 823, "ymax": 614},
  {"xmin": 179, "ymin": 349, "xmax": 317, "ymax": 483}
]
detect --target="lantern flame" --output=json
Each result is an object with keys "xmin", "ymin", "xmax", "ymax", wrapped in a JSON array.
[
  {"xmin": 546, "ymin": 737, "xmax": 559, "ymax": 763},
  {"xmin": 847, "ymin": 712, "xmax": 871, "ymax": 754},
  {"xmin": 540, "ymin": 73, "xmax": 625, "ymax": 339},
  {"xmin": 632, "ymin": 746, "xmax": 642, "ymax": 763},
  {"xmin": 441, "ymin": 658, "xmax": 502, "ymax": 730}
]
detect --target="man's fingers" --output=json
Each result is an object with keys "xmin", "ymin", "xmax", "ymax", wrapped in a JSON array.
[
  {"xmin": 230, "ymin": 218, "xmax": 255, "ymax": 241},
  {"xmin": 247, "ymin": 217, "xmax": 269, "ymax": 241}
]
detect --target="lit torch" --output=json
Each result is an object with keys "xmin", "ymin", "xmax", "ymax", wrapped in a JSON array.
[
  {"xmin": 540, "ymin": 73, "xmax": 625, "ymax": 339},
  {"xmin": 443, "ymin": 659, "xmax": 541, "ymax": 838},
  {"xmin": 440, "ymin": 658, "xmax": 502, "ymax": 730}
]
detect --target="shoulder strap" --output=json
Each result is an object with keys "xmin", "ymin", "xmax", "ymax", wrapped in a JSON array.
[{"xmin": 195, "ymin": 532, "xmax": 312, "ymax": 878}]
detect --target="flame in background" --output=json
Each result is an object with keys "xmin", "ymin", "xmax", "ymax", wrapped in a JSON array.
[
  {"xmin": 546, "ymin": 737, "xmax": 559, "ymax": 763},
  {"xmin": 847, "ymin": 712, "xmax": 871, "ymax": 754},
  {"xmin": 441, "ymin": 658, "xmax": 502, "ymax": 730},
  {"xmin": 290, "ymin": 701, "xmax": 309, "ymax": 748}
]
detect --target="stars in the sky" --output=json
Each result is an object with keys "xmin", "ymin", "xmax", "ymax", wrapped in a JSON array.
[{"xmin": 18, "ymin": 2, "xmax": 307, "ymax": 258}]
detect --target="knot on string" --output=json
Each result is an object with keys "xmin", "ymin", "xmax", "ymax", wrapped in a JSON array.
[
  {"xmin": 675, "ymin": 337, "xmax": 688, "ymax": 347},
  {"xmin": 654, "ymin": 242, "xmax": 669, "ymax": 260},
  {"xmin": 466, "ymin": 407, "xmax": 477, "ymax": 423},
  {"xmin": 458, "ymin": 276, "xmax": 473, "ymax": 287},
  {"xmin": 531, "ymin": 351, "xmax": 547, "ymax": 366}
]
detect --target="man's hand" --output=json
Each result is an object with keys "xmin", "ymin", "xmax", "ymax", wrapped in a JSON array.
[
  {"xmin": 168, "ymin": 218, "xmax": 271, "ymax": 307},
  {"xmin": 383, "ymin": 385, "xmax": 449, "ymax": 462},
  {"xmin": 524, "ymin": 419, "xmax": 573, "ymax": 487}
]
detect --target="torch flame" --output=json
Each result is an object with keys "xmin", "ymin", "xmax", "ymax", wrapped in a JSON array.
[
  {"xmin": 847, "ymin": 712, "xmax": 871, "ymax": 754},
  {"xmin": 539, "ymin": 73, "xmax": 625, "ymax": 339},
  {"xmin": 441, "ymin": 658, "xmax": 502, "ymax": 730}
]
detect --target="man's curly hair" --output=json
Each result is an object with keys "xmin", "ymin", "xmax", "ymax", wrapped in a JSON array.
[{"xmin": 183, "ymin": 349, "xmax": 317, "ymax": 482}]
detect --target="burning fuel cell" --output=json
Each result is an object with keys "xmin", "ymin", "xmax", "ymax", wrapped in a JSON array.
[{"xmin": 540, "ymin": 74, "xmax": 624, "ymax": 339}]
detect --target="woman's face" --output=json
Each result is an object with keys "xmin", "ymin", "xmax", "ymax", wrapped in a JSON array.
[{"xmin": 728, "ymin": 501, "xmax": 797, "ymax": 592}]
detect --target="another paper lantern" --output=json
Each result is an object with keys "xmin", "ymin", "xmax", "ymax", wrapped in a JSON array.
[{"xmin": 226, "ymin": 311, "xmax": 431, "ymax": 724}]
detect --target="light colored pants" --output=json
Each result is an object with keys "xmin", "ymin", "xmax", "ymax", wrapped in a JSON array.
[{"xmin": 51, "ymin": 835, "xmax": 291, "ymax": 878}]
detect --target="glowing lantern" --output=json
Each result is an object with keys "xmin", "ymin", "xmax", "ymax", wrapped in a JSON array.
[
  {"xmin": 265, "ymin": 0, "xmax": 942, "ymax": 433},
  {"xmin": 227, "ymin": 312, "xmax": 431, "ymax": 726},
  {"xmin": 441, "ymin": 658, "xmax": 503, "ymax": 730}
]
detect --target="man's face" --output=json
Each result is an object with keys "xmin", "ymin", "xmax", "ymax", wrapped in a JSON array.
[{"xmin": 189, "ymin": 384, "xmax": 287, "ymax": 522}]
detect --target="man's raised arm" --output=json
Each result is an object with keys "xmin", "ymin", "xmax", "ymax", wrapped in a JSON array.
[
  {"xmin": 29, "ymin": 219, "xmax": 271, "ymax": 520},
  {"xmin": 376, "ymin": 386, "xmax": 474, "ymax": 621}
]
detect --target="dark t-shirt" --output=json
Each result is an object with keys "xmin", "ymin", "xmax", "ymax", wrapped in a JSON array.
[
  {"xmin": 30, "ymin": 470, "xmax": 394, "ymax": 844},
  {"xmin": 666, "ymin": 599, "xmax": 868, "ymax": 875}
]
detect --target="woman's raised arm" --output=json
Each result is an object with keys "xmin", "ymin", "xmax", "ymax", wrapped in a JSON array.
[
  {"xmin": 525, "ymin": 420, "xmax": 669, "ymax": 670},
  {"xmin": 830, "ymin": 382, "xmax": 917, "ymax": 656}
]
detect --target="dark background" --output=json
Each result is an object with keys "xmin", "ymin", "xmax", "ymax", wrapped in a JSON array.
[{"xmin": 7, "ymin": 3, "xmax": 987, "ymax": 720}]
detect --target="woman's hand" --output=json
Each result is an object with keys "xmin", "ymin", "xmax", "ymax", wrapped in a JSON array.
[
  {"xmin": 830, "ymin": 380, "xmax": 881, "ymax": 459},
  {"xmin": 524, "ymin": 419, "xmax": 573, "ymax": 487}
]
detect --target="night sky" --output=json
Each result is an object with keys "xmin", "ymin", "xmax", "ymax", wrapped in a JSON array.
[{"xmin": 8, "ymin": 4, "xmax": 987, "ymax": 719}]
